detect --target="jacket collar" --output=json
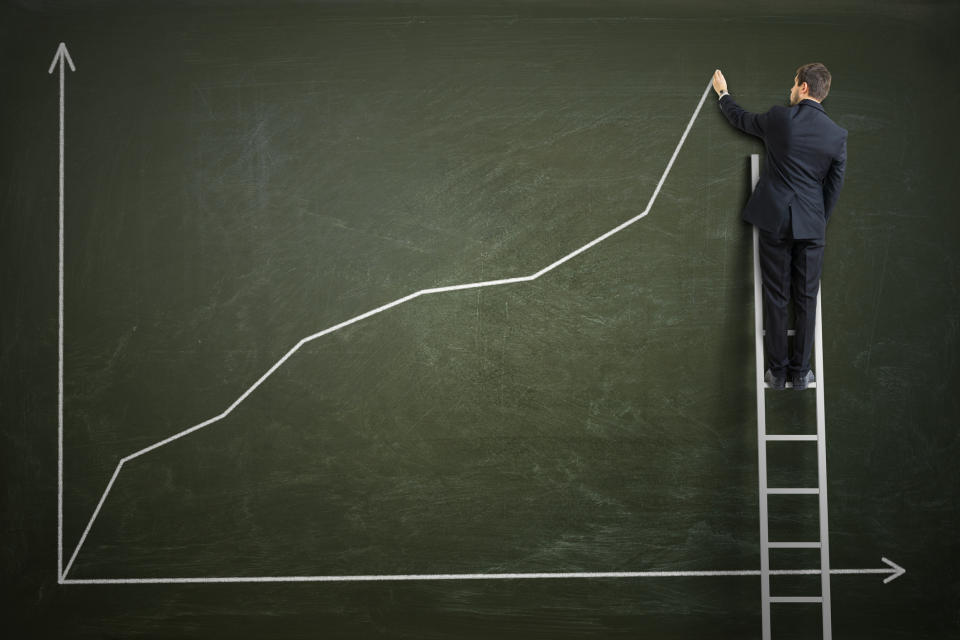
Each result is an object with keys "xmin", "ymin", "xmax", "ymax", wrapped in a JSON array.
[{"xmin": 799, "ymin": 98, "xmax": 825, "ymax": 112}]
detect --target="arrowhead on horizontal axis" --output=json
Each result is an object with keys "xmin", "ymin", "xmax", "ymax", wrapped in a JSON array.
[
  {"xmin": 48, "ymin": 42, "xmax": 76, "ymax": 74},
  {"xmin": 881, "ymin": 557, "xmax": 906, "ymax": 584}
]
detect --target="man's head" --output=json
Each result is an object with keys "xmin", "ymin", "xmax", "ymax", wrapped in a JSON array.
[{"xmin": 789, "ymin": 62, "xmax": 832, "ymax": 105}]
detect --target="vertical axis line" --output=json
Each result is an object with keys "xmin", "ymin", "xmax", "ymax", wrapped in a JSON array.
[{"xmin": 57, "ymin": 56, "xmax": 66, "ymax": 584}]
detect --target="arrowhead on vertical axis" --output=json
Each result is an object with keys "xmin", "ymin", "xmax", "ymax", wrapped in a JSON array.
[{"xmin": 48, "ymin": 42, "xmax": 76, "ymax": 74}]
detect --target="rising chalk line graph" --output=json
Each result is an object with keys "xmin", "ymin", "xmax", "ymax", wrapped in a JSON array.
[{"xmin": 51, "ymin": 45, "xmax": 903, "ymax": 587}]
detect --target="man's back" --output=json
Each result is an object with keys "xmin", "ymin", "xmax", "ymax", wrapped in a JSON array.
[{"xmin": 719, "ymin": 95, "xmax": 847, "ymax": 239}]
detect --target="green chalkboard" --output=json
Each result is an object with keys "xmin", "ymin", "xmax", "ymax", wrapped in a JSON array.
[{"xmin": 2, "ymin": 1, "xmax": 958, "ymax": 638}]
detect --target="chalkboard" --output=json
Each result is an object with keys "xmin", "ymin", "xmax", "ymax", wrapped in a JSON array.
[{"xmin": 2, "ymin": 1, "xmax": 958, "ymax": 638}]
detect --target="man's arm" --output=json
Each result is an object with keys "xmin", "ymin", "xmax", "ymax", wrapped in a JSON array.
[
  {"xmin": 823, "ymin": 135, "xmax": 847, "ymax": 221},
  {"xmin": 712, "ymin": 68, "xmax": 768, "ymax": 139},
  {"xmin": 718, "ymin": 94, "xmax": 770, "ymax": 139}
]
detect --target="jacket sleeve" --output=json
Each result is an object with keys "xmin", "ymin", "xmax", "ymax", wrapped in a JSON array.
[
  {"xmin": 823, "ymin": 134, "xmax": 847, "ymax": 221},
  {"xmin": 718, "ymin": 94, "xmax": 769, "ymax": 139}
]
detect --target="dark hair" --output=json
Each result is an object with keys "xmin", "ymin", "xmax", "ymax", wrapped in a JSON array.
[{"xmin": 796, "ymin": 62, "xmax": 832, "ymax": 101}]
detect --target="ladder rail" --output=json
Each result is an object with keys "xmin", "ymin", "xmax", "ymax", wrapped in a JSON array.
[
  {"xmin": 750, "ymin": 155, "xmax": 772, "ymax": 640},
  {"xmin": 814, "ymin": 281, "xmax": 833, "ymax": 633}
]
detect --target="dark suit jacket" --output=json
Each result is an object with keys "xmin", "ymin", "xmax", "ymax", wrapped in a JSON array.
[{"xmin": 719, "ymin": 95, "xmax": 847, "ymax": 240}]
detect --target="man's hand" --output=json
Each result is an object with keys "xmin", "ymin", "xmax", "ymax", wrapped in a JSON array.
[{"xmin": 712, "ymin": 69, "xmax": 728, "ymax": 96}]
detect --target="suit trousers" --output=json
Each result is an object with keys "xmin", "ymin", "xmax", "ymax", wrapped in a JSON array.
[{"xmin": 757, "ymin": 223, "xmax": 825, "ymax": 377}]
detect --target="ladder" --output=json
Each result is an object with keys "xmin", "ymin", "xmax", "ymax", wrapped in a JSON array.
[{"xmin": 750, "ymin": 154, "xmax": 832, "ymax": 639}]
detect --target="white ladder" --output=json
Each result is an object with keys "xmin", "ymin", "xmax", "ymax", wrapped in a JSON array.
[{"xmin": 750, "ymin": 154, "xmax": 832, "ymax": 639}]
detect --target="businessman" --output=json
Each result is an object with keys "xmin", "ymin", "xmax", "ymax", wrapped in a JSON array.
[{"xmin": 713, "ymin": 64, "xmax": 847, "ymax": 390}]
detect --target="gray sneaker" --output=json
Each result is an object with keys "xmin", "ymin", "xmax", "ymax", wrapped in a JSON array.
[
  {"xmin": 791, "ymin": 370, "xmax": 816, "ymax": 390},
  {"xmin": 765, "ymin": 369, "xmax": 786, "ymax": 390}
]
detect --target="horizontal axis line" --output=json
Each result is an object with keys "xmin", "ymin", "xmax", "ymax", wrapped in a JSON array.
[{"xmin": 59, "ymin": 566, "xmax": 899, "ymax": 585}]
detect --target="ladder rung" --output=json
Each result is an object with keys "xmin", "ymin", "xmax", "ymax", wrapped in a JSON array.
[
  {"xmin": 768, "ymin": 542, "xmax": 821, "ymax": 549},
  {"xmin": 764, "ymin": 434, "xmax": 818, "ymax": 441},
  {"xmin": 761, "ymin": 329, "xmax": 797, "ymax": 336},
  {"xmin": 764, "ymin": 381, "xmax": 817, "ymax": 389},
  {"xmin": 766, "ymin": 487, "xmax": 819, "ymax": 495},
  {"xmin": 769, "ymin": 596, "xmax": 823, "ymax": 604}
]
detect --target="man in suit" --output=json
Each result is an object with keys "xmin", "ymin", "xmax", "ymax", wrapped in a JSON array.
[{"xmin": 712, "ymin": 64, "xmax": 847, "ymax": 390}]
